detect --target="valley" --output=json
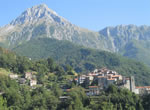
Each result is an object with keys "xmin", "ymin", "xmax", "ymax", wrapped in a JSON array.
[{"xmin": 0, "ymin": 3, "xmax": 150, "ymax": 110}]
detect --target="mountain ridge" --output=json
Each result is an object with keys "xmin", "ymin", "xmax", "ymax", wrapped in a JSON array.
[
  {"xmin": 0, "ymin": 4, "xmax": 103, "ymax": 50},
  {"xmin": 0, "ymin": 4, "xmax": 150, "ymax": 66},
  {"xmin": 10, "ymin": 4, "xmax": 64, "ymax": 25}
]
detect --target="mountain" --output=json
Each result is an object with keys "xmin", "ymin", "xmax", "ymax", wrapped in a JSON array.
[
  {"xmin": 99, "ymin": 25, "xmax": 150, "ymax": 65},
  {"xmin": 99, "ymin": 25, "xmax": 150, "ymax": 51},
  {"xmin": 0, "ymin": 4, "xmax": 150, "ymax": 65},
  {"xmin": 13, "ymin": 38, "xmax": 150, "ymax": 86},
  {"xmin": 0, "ymin": 4, "xmax": 109, "ymax": 51}
]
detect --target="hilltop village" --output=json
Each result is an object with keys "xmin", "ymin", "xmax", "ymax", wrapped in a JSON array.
[
  {"xmin": 77, "ymin": 68, "xmax": 150, "ymax": 95},
  {"xmin": 8, "ymin": 67, "xmax": 150, "ymax": 96}
]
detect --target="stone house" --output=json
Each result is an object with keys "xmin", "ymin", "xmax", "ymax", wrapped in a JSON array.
[
  {"xmin": 87, "ymin": 86, "xmax": 100, "ymax": 96},
  {"xmin": 78, "ymin": 75, "xmax": 87, "ymax": 84},
  {"xmin": 30, "ymin": 79, "xmax": 37, "ymax": 86},
  {"xmin": 25, "ymin": 72, "xmax": 32, "ymax": 80},
  {"xmin": 19, "ymin": 78, "xmax": 26, "ymax": 84},
  {"xmin": 136, "ymin": 86, "xmax": 150, "ymax": 95},
  {"xmin": 9, "ymin": 74, "xmax": 18, "ymax": 79}
]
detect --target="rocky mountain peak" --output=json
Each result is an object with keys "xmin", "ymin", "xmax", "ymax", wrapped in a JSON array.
[
  {"xmin": 10, "ymin": 4, "xmax": 63, "ymax": 25},
  {"xmin": 31, "ymin": 4, "xmax": 58, "ymax": 16}
]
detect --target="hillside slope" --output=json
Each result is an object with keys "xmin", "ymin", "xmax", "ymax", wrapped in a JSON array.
[
  {"xmin": 13, "ymin": 38, "xmax": 150, "ymax": 86},
  {"xmin": 119, "ymin": 40, "xmax": 150, "ymax": 65}
]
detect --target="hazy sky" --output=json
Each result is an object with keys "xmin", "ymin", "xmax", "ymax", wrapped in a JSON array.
[{"xmin": 0, "ymin": 0, "xmax": 150, "ymax": 31}]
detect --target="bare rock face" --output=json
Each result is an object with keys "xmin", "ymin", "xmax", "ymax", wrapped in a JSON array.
[
  {"xmin": 0, "ymin": 4, "xmax": 104, "ymax": 50},
  {"xmin": 99, "ymin": 25, "xmax": 150, "ymax": 51},
  {"xmin": 10, "ymin": 4, "xmax": 67, "ymax": 25}
]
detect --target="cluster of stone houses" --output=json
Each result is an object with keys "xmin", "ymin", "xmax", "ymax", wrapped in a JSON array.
[
  {"xmin": 77, "ymin": 68, "xmax": 150, "ymax": 95},
  {"xmin": 9, "ymin": 72, "xmax": 37, "ymax": 87},
  {"xmin": 8, "ymin": 68, "xmax": 150, "ymax": 96}
]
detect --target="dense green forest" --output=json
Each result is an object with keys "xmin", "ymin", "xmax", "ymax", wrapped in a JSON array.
[
  {"xmin": 0, "ymin": 75, "xmax": 149, "ymax": 110},
  {"xmin": 13, "ymin": 38, "xmax": 150, "ymax": 86},
  {"xmin": 0, "ymin": 46, "xmax": 150, "ymax": 109},
  {"xmin": 120, "ymin": 40, "xmax": 150, "ymax": 66},
  {"xmin": 0, "ymin": 70, "xmax": 147, "ymax": 109}
]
